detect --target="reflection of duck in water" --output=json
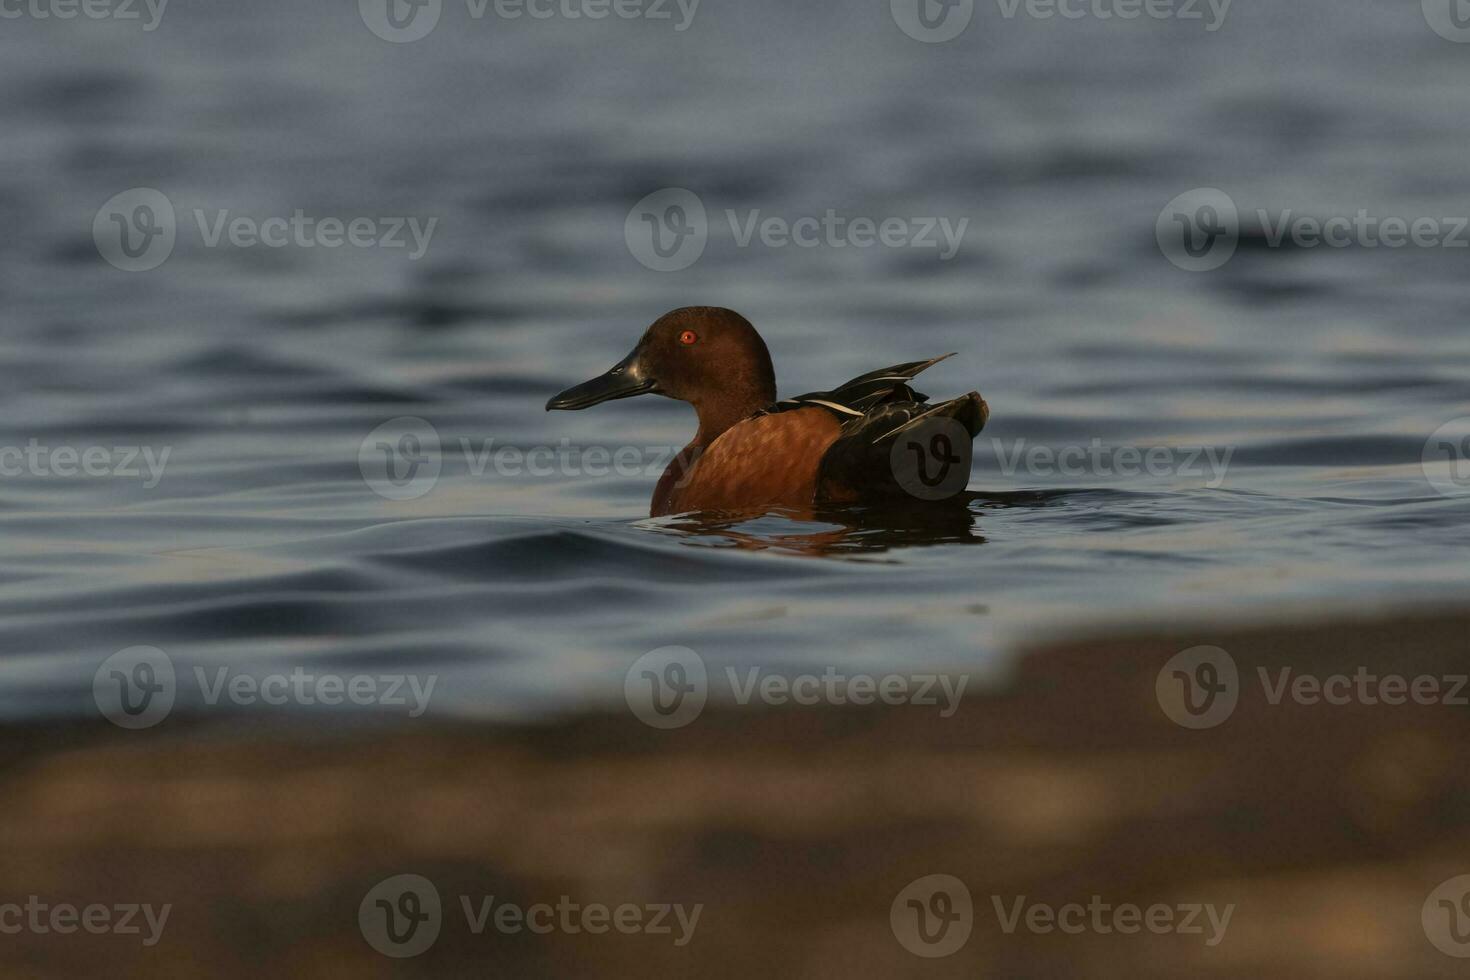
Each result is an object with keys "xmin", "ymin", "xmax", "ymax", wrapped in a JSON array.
[
  {"xmin": 648, "ymin": 495, "xmax": 993, "ymax": 559},
  {"xmin": 546, "ymin": 307, "xmax": 990, "ymax": 518}
]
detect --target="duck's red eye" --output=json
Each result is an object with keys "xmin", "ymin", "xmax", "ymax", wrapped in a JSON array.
[{"xmin": 679, "ymin": 329, "xmax": 697, "ymax": 345}]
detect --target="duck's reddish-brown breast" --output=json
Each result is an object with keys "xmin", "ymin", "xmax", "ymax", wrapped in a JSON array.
[{"xmin": 654, "ymin": 407, "xmax": 842, "ymax": 516}]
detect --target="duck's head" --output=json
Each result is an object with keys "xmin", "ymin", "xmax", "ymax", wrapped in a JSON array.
[{"xmin": 545, "ymin": 307, "xmax": 777, "ymax": 419}]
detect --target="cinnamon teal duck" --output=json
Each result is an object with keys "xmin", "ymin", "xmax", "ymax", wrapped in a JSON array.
[{"xmin": 546, "ymin": 307, "xmax": 989, "ymax": 517}]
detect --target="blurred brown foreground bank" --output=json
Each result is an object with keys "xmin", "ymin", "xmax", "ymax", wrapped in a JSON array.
[{"xmin": 2, "ymin": 611, "xmax": 1468, "ymax": 979}]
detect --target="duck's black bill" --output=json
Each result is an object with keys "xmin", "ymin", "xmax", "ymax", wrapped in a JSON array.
[{"xmin": 545, "ymin": 350, "xmax": 656, "ymax": 411}]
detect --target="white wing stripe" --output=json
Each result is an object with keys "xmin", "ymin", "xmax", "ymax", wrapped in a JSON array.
[{"xmin": 799, "ymin": 398, "xmax": 864, "ymax": 416}]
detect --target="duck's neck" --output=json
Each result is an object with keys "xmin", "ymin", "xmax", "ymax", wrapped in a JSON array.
[
  {"xmin": 650, "ymin": 387, "xmax": 773, "ymax": 517},
  {"xmin": 692, "ymin": 402, "xmax": 753, "ymax": 448},
  {"xmin": 689, "ymin": 380, "xmax": 776, "ymax": 448}
]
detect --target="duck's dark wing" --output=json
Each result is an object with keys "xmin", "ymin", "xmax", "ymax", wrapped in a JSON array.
[
  {"xmin": 767, "ymin": 353, "xmax": 957, "ymax": 418},
  {"xmin": 768, "ymin": 353, "xmax": 989, "ymax": 504},
  {"xmin": 815, "ymin": 391, "xmax": 990, "ymax": 504}
]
